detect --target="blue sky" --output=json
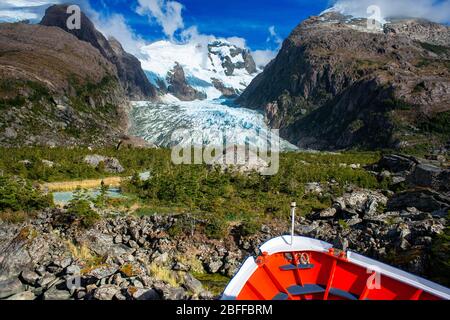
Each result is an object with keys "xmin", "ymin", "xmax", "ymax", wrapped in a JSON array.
[
  {"xmin": 85, "ymin": 0, "xmax": 330, "ymax": 50},
  {"xmin": 0, "ymin": 0, "xmax": 449, "ymax": 63}
]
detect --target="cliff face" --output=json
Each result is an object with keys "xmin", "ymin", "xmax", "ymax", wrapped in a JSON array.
[
  {"xmin": 40, "ymin": 4, "xmax": 157, "ymax": 100},
  {"xmin": 238, "ymin": 13, "xmax": 450, "ymax": 151},
  {"xmin": 0, "ymin": 22, "xmax": 127, "ymax": 147}
]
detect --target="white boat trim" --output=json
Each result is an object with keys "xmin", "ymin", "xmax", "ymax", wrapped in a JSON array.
[
  {"xmin": 347, "ymin": 251, "xmax": 450, "ymax": 300},
  {"xmin": 259, "ymin": 235, "xmax": 333, "ymax": 255},
  {"xmin": 221, "ymin": 236, "xmax": 450, "ymax": 300},
  {"xmin": 222, "ymin": 257, "xmax": 258, "ymax": 300}
]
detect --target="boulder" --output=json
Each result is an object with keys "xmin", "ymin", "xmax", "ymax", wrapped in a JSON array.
[
  {"xmin": 132, "ymin": 288, "xmax": 160, "ymax": 300},
  {"xmin": 388, "ymin": 189, "xmax": 450, "ymax": 213},
  {"xmin": 0, "ymin": 278, "xmax": 24, "ymax": 299},
  {"xmin": 183, "ymin": 273, "xmax": 203, "ymax": 294},
  {"xmin": 163, "ymin": 287, "xmax": 186, "ymax": 300},
  {"xmin": 43, "ymin": 288, "xmax": 72, "ymax": 300},
  {"xmin": 93, "ymin": 285, "xmax": 120, "ymax": 300},
  {"xmin": 378, "ymin": 154, "xmax": 417, "ymax": 173},
  {"xmin": 87, "ymin": 265, "xmax": 119, "ymax": 280},
  {"xmin": 409, "ymin": 164, "xmax": 443, "ymax": 189},
  {"xmin": 204, "ymin": 257, "xmax": 223, "ymax": 274},
  {"xmin": 5, "ymin": 291, "xmax": 35, "ymax": 300},
  {"xmin": 20, "ymin": 270, "xmax": 40, "ymax": 286},
  {"xmin": 83, "ymin": 155, "xmax": 124, "ymax": 173}
]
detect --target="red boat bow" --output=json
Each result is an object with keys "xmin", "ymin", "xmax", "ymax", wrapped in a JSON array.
[{"xmin": 222, "ymin": 236, "xmax": 450, "ymax": 300}]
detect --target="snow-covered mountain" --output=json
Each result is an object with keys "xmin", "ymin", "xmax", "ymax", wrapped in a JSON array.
[{"xmin": 139, "ymin": 39, "xmax": 259, "ymax": 101}]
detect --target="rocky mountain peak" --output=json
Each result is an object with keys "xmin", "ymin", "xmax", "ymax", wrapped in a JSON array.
[
  {"xmin": 40, "ymin": 4, "xmax": 157, "ymax": 100},
  {"xmin": 140, "ymin": 38, "xmax": 258, "ymax": 100},
  {"xmin": 238, "ymin": 12, "xmax": 450, "ymax": 152},
  {"xmin": 207, "ymin": 40, "xmax": 257, "ymax": 76}
]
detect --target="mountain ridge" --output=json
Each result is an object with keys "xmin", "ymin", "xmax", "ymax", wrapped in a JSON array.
[
  {"xmin": 238, "ymin": 12, "xmax": 450, "ymax": 152},
  {"xmin": 0, "ymin": 6, "xmax": 159, "ymax": 147},
  {"xmin": 40, "ymin": 4, "xmax": 157, "ymax": 101}
]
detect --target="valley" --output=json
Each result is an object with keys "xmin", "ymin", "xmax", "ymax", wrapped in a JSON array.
[{"xmin": 0, "ymin": 2, "xmax": 448, "ymax": 302}]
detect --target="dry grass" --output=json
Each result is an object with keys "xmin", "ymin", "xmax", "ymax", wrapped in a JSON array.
[
  {"xmin": 175, "ymin": 254, "xmax": 204, "ymax": 274},
  {"xmin": 65, "ymin": 240, "xmax": 104, "ymax": 268},
  {"xmin": 147, "ymin": 263, "xmax": 180, "ymax": 287},
  {"xmin": 0, "ymin": 209, "xmax": 30, "ymax": 223},
  {"xmin": 43, "ymin": 177, "xmax": 123, "ymax": 192}
]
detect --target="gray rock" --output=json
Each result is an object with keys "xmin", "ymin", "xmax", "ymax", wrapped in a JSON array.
[
  {"xmin": 183, "ymin": 273, "xmax": 203, "ymax": 294},
  {"xmin": 37, "ymin": 273, "xmax": 57, "ymax": 289},
  {"xmin": 378, "ymin": 154, "xmax": 417, "ymax": 173},
  {"xmin": 43, "ymin": 288, "xmax": 71, "ymax": 300},
  {"xmin": 65, "ymin": 265, "xmax": 81, "ymax": 275},
  {"xmin": 133, "ymin": 288, "xmax": 160, "ymax": 300},
  {"xmin": 20, "ymin": 270, "xmax": 40, "ymax": 286},
  {"xmin": 205, "ymin": 258, "xmax": 223, "ymax": 274},
  {"xmin": 0, "ymin": 278, "xmax": 24, "ymax": 299},
  {"xmin": 83, "ymin": 155, "xmax": 124, "ymax": 173},
  {"xmin": 172, "ymin": 262, "xmax": 189, "ymax": 272},
  {"xmin": 164, "ymin": 287, "xmax": 186, "ymax": 300},
  {"xmin": 93, "ymin": 285, "xmax": 120, "ymax": 300},
  {"xmin": 87, "ymin": 265, "xmax": 118, "ymax": 280},
  {"xmin": 319, "ymin": 207, "xmax": 337, "ymax": 218},
  {"xmin": 6, "ymin": 291, "xmax": 35, "ymax": 300}
]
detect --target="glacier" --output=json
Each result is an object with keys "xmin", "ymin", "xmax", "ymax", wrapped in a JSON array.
[
  {"xmin": 132, "ymin": 38, "xmax": 296, "ymax": 152},
  {"xmin": 129, "ymin": 98, "xmax": 298, "ymax": 151}
]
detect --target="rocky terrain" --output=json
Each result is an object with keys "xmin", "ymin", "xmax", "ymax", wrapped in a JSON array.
[
  {"xmin": 0, "ymin": 153, "xmax": 448, "ymax": 300},
  {"xmin": 0, "ymin": 5, "xmax": 157, "ymax": 148},
  {"xmin": 238, "ymin": 12, "xmax": 450, "ymax": 152}
]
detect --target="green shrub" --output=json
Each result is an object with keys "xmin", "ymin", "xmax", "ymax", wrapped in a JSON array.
[
  {"xmin": 205, "ymin": 215, "xmax": 228, "ymax": 239},
  {"xmin": 65, "ymin": 190, "xmax": 100, "ymax": 229},
  {"xmin": 239, "ymin": 218, "xmax": 262, "ymax": 237},
  {"xmin": 0, "ymin": 176, "xmax": 53, "ymax": 214}
]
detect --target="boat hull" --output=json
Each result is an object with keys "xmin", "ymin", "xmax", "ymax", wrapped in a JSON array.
[{"xmin": 222, "ymin": 236, "xmax": 450, "ymax": 300}]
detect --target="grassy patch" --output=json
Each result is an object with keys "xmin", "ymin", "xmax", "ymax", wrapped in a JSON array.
[
  {"xmin": 147, "ymin": 263, "xmax": 179, "ymax": 287},
  {"xmin": 192, "ymin": 272, "xmax": 230, "ymax": 296},
  {"xmin": 418, "ymin": 42, "xmax": 449, "ymax": 55}
]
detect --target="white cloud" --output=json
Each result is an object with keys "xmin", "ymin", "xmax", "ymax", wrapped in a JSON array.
[
  {"xmin": 252, "ymin": 49, "xmax": 277, "ymax": 69},
  {"xmin": 226, "ymin": 36, "xmax": 247, "ymax": 49},
  {"xmin": 93, "ymin": 14, "xmax": 148, "ymax": 58},
  {"xmin": 136, "ymin": 0, "xmax": 184, "ymax": 39},
  {"xmin": 0, "ymin": 10, "xmax": 38, "ymax": 21},
  {"xmin": 250, "ymin": 25, "xmax": 283, "ymax": 69},
  {"xmin": 0, "ymin": 0, "xmax": 61, "ymax": 22},
  {"xmin": 267, "ymin": 25, "xmax": 282, "ymax": 46},
  {"xmin": 326, "ymin": 0, "xmax": 450, "ymax": 23}
]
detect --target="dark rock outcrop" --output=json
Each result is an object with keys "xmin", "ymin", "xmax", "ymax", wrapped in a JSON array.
[
  {"xmin": 211, "ymin": 78, "xmax": 238, "ymax": 98},
  {"xmin": 238, "ymin": 12, "xmax": 450, "ymax": 151},
  {"xmin": 166, "ymin": 63, "xmax": 206, "ymax": 101},
  {"xmin": 40, "ymin": 4, "xmax": 157, "ymax": 100}
]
